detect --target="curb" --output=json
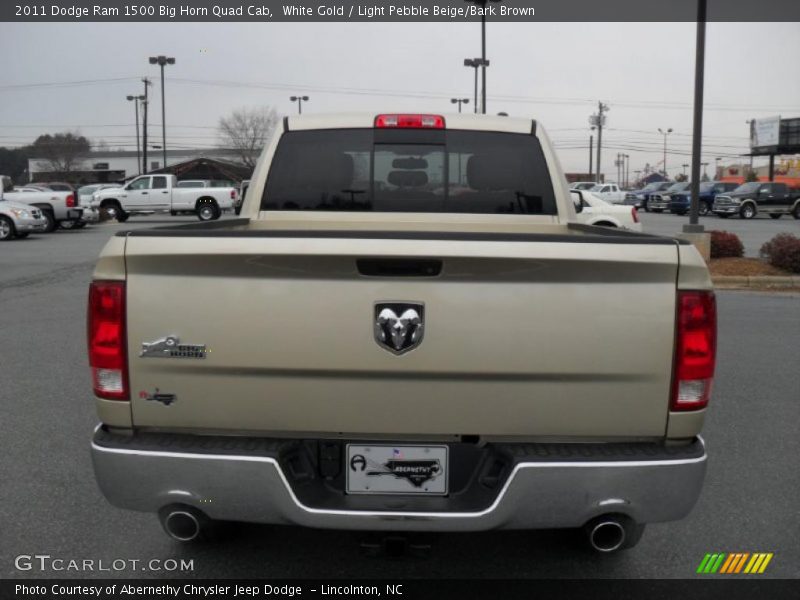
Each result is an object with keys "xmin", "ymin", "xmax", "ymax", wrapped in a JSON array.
[{"xmin": 713, "ymin": 275, "xmax": 800, "ymax": 289}]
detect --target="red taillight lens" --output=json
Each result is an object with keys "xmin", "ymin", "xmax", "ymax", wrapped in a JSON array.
[
  {"xmin": 375, "ymin": 114, "xmax": 445, "ymax": 129},
  {"xmin": 87, "ymin": 281, "xmax": 128, "ymax": 400},
  {"xmin": 631, "ymin": 207, "xmax": 639, "ymax": 223},
  {"xmin": 230, "ymin": 189, "xmax": 236, "ymax": 200},
  {"xmin": 671, "ymin": 291, "xmax": 716, "ymax": 411},
  {"xmin": 66, "ymin": 193, "xmax": 75, "ymax": 207}
]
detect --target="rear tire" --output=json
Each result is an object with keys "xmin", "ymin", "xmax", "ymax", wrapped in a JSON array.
[
  {"xmin": 59, "ymin": 219, "xmax": 78, "ymax": 230},
  {"xmin": 698, "ymin": 202, "xmax": 710, "ymax": 216},
  {"xmin": 769, "ymin": 213, "xmax": 782, "ymax": 220},
  {"xmin": 196, "ymin": 201, "xmax": 220, "ymax": 222},
  {"xmin": 0, "ymin": 215, "xmax": 16, "ymax": 241},
  {"xmin": 116, "ymin": 211, "xmax": 130, "ymax": 223},
  {"xmin": 793, "ymin": 204, "xmax": 800, "ymax": 220}
]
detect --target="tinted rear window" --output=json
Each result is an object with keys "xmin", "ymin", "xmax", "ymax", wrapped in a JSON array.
[{"xmin": 262, "ymin": 129, "xmax": 556, "ymax": 214}]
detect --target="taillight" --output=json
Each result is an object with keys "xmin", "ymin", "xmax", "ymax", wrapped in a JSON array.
[
  {"xmin": 230, "ymin": 189, "xmax": 236, "ymax": 200},
  {"xmin": 87, "ymin": 281, "xmax": 128, "ymax": 400},
  {"xmin": 631, "ymin": 207, "xmax": 639, "ymax": 223},
  {"xmin": 671, "ymin": 291, "xmax": 716, "ymax": 411},
  {"xmin": 66, "ymin": 193, "xmax": 75, "ymax": 207},
  {"xmin": 375, "ymin": 114, "xmax": 445, "ymax": 129}
]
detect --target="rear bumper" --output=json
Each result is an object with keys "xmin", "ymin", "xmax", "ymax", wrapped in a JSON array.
[{"xmin": 91, "ymin": 427, "xmax": 707, "ymax": 531}]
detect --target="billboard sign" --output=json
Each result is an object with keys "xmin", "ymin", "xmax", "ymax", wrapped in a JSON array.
[{"xmin": 751, "ymin": 116, "xmax": 781, "ymax": 150}]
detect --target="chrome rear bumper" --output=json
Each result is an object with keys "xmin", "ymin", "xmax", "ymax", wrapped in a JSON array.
[{"xmin": 91, "ymin": 427, "xmax": 706, "ymax": 532}]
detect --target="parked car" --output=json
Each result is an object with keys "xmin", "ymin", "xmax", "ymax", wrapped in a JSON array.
[
  {"xmin": 0, "ymin": 195, "xmax": 48, "ymax": 240},
  {"xmin": 589, "ymin": 182, "xmax": 626, "ymax": 204},
  {"xmin": 572, "ymin": 190, "xmax": 642, "ymax": 231},
  {"xmin": 629, "ymin": 181, "xmax": 673, "ymax": 210},
  {"xmin": 39, "ymin": 181, "xmax": 75, "ymax": 193},
  {"xmin": 91, "ymin": 174, "xmax": 237, "ymax": 222},
  {"xmin": 176, "ymin": 179, "xmax": 212, "ymax": 188},
  {"xmin": 669, "ymin": 182, "xmax": 739, "ymax": 216},
  {"xmin": 648, "ymin": 182, "xmax": 691, "ymax": 213},
  {"xmin": 0, "ymin": 184, "xmax": 81, "ymax": 232},
  {"xmin": 569, "ymin": 181, "xmax": 599, "ymax": 191},
  {"xmin": 712, "ymin": 182, "xmax": 800, "ymax": 219},
  {"xmin": 89, "ymin": 112, "xmax": 715, "ymax": 553},
  {"xmin": 76, "ymin": 184, "xmax": 122, "ymax": 226}
]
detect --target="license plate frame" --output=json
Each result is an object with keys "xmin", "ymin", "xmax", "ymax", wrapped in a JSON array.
[{"xmin": 345, "ymin": 444, "xmax": 448, "ymax": 495}]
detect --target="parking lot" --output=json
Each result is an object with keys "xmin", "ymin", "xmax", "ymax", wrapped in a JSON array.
[
  {"xmin": 637, "ymin": 210, "xmax": 800, "ymax": 257},
  {"xmin": 1, "ymin": 215, "xmax": 799, "ymax": 579}
]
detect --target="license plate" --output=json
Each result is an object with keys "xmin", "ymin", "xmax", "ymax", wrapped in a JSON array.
[{"xmin": 346, "ymin": 444, "xmax": 448, "ymax": 495}]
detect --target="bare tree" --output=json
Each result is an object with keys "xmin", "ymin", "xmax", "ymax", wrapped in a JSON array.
[
  {"xmin": 218, "ymin": 107, "xmax": 279, "ymax": 168},
  {"xmin": 31, "ymin": 132, "xmax": 90, "ymax": 174}
]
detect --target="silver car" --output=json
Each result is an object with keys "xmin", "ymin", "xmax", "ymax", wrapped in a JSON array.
[
  {"xmin": 75, "ymin": 184, "xmax": 122, "ymax": 225},
  {"xmin": 0, "ymin": 199, "xmax": 47, "ymax": 240}
]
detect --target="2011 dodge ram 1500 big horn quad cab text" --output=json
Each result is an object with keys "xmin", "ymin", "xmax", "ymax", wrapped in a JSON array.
[{"xmin": 89, "ymin": 113, "xmax": 716, "ymax": 553}]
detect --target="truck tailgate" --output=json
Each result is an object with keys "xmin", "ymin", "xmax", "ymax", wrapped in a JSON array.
[{"xmin": 124, "ymin": 233, "xmax": 679, "ymax": 438}]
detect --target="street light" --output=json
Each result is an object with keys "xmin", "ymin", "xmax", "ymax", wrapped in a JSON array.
[
  {"xmin": 290, "ymin": 95, "xmax": 309, "ymax": 114},
  {"xmin": 126, "ymin": 94, "xmax": 145, "ymax": 175},
  {"xmin": 148, "ymin": 55, "xmax": 175, "ymax": 170},
  {"xmin": 451, "ymin": 98, "xmax": 470, "ymax": 113},
  {"xmin": 463, "ymin": 0, "xmax": 502, "ymax": 114},
  {"xmin": 463, "ymin": 58, "xmax": 488, "ymax": 114},
  {"xmin": 658, "ymin": 127, "xmax": 673, "ymax": 177},
  {"xmin": 682, "ymin": 163, "xmax": 689, "ymax": 177},
  {"xmin": 715, "ymin": 157, "xmax": 722, "ymax": 179},
  {"xmin": 588, "ymin": 126, "xmax": 595, "ymax": 180}
]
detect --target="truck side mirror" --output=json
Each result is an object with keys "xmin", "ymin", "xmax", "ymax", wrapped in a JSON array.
[{"xmin": 570, "ymin": 190, "xmax": 584, "ymax": 213}]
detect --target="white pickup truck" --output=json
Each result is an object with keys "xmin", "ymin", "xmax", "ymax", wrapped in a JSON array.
[
  {"xmin": 91, "ymin": 174, "xmax": 237, "ymax": 222},
  {"xmin": 0, "ymin": 180, "xmax": 82, "ymax": 232},
  {"xmin": 589, "ymin": 183, "xmax": 626, "ymax": 204},
  {"xmin": 89, "ymin": 113, "xmax": 715, "ymax": 553}
]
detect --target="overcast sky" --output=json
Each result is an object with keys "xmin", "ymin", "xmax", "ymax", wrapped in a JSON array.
[{"xmin": 1, "ymin": 21, "xmax": 798, "ymax": 179}]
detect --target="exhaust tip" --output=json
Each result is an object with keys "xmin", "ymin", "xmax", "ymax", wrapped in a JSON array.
[
  {"xmin": 588, "ymin": 519, "xmax": 626, "ymax": 553},
  {"xmin": 163, "ymin": 510, "xmax": 201, "ymax": 542}
]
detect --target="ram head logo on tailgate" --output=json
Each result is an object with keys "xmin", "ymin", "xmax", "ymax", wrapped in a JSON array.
[{"xmin": 374, "ymin": 303, "xmax": 425, "ymax": 355}]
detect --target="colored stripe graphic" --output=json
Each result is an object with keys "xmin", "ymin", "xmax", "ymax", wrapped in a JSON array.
[{"xmin": 701, "ymin": 552, "xmax": 774, "ymax": 575}]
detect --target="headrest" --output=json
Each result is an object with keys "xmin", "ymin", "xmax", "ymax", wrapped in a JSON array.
[
  {"xmin": 467, "ymin": 153, "xmax": 521, "ymax": 191},
  {"xmin": 388, "ymin": 170, "xmax": 428, "ymax": 187}
]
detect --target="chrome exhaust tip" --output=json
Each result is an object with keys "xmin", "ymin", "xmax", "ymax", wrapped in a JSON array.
[
  {"xmin": 161, "ymin": 509, "xmax": 202, "ymax": 542},
  {"xmin": 587, "ymin": 518, "xmax": 627, "ymax": 553}
]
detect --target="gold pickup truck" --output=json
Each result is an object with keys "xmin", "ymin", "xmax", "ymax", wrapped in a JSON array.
[{"xmin": 89, "ymin": 113, "xmax": 716, "ymax": 552}]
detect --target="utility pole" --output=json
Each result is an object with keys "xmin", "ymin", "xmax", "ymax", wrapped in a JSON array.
[
  {"xmin": 141, "ymin": 77, "xmax": 151, "ymax": 174},
  {"xmin": 588, "ymin": 127, "xmax": 595, "ymax": 180},
  {"xmin": 595, "ymin": 101, "xmax": 608, "ymax": 183}
]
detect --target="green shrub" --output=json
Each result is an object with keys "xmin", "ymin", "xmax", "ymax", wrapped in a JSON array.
[
  {"xmin": 760, "ymin": 233, "xmax": 800, "ymax": 273},
  {"xmin": 709, "ymin": 230, "xmax": 744, "ymax": 259}
]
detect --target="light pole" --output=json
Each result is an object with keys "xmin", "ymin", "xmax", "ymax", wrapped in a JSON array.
[
  {"xmin": 141, "ymin": 78, "xmax": 151, "ymax": 174},
  {"xmin": 451, "ymin": 98, "xmax": 470, "ymax": 113},
  {"xmin": 126, "ymin": 94, "xmax": 145, "ymax": 176},
  {"xmin": 715, "ymin": 157, "xmax": 722, "ymax": 179},
  {"xmin": 658, "ymin": 127, "xmax": 673, "ymax": 177},
  {"xmin": 588, "ymin": 126, "xmax": 595, "ymax": 180},
  {"xmin": 463, "ymin": 58, "xmax": 488, "ymax": 114},
  {"xmin": 290, "ymin": 95, "xmax": 309, "ymax": 114},
  {"xmin": 464, "ymin": 0, "xmax": 502, "ymax": 114},
  {"xmin": 682, "ymin": 163, "xmax": 689, "ymax": 177},
  {"xmin": 149, "ymin": 55, "xmax": 175, "ymax": 170}
]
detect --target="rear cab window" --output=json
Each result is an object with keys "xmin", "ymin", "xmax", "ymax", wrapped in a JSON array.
[{"xmin": 262, "ymin": 129, "xmax": 557, "ymax": 215}]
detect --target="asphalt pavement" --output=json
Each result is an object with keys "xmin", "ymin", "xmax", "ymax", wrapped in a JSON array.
[{"xmin": 1, "ymin": 217, "xmax": 798, "ymax": 579}]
